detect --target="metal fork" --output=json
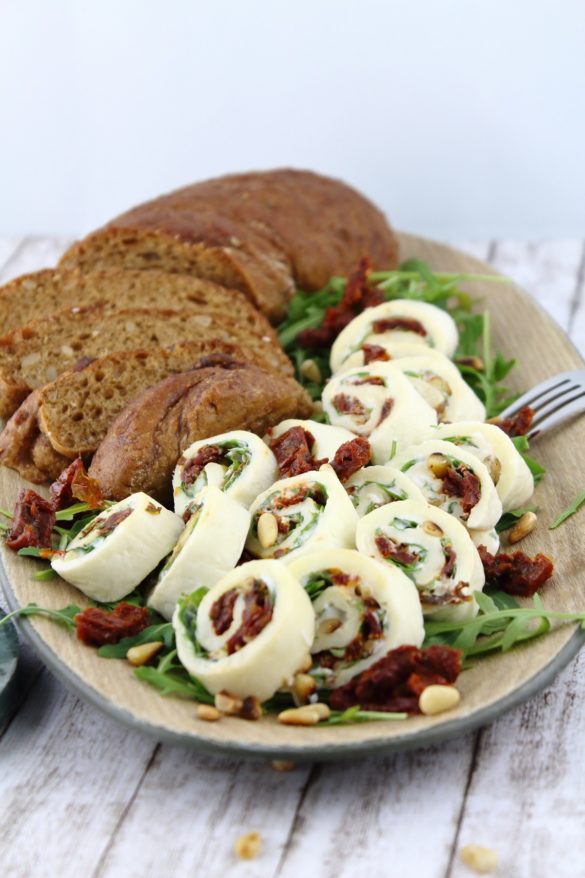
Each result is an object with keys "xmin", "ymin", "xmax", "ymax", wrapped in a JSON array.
[{"xmin": 497, "ymin": 369, "xmax": 585, "ymax": 440}]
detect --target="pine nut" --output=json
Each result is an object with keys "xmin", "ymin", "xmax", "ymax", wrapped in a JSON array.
[
  {"xmin": 300, "ymin": 358, "xmax": 322, "ymax": 384},
  {"xmin": 487, "ymin": 456, "xmax": 502, "ymax": 485},
  {"xmin": 278, "ymin": 703, "xmax": 331, "ymax": 725},
  {"xmin": 126, "ymin": 641, "xmax": 164, "ymax": 666},
  {"xmin": 459, "ymin": 843, "xmax": 499, "ymax": 874},
  {"xmin": 257, "ymin": 512, "xmax": 278, "ymax": 548},
  {"xmin": 508, "ymin": 511, "xmax": 537, "ymax": 544},
  {"xmin": 234, "ymin": 831, "xmax": 262, "ymax": 860},
  {"xmin": 419, "ymin": 684, "xmax": 461, "ymax": 716},
  {"xmin": 241, "ymin": 695, "xmax": 262, "ymax": 721},
  {"xmin": 197, "ymin": 704, "xmax": 221, "ymax": 722},
  {"xmin": 457, "ymin": 356, "xmax": 485, "ymax": 372},
  {"xmin": 271, "ymin": 760, "xmax": 296, "ymax": 772},
  {"xmin": 215, "ymin": 691, "xmax": 244, "ymax": 715},
  {"xmin": 292, "ymin": 673, "xmax": 317, "ymax": 703},
  {"xmin": 318, "ymin": 617, "xmax": 343, "ymax": 636},
  {"xmin": 427, "ymin": 453, "xmax": 449, "ymax": 477},
  {"xmin": 422, "ymin": 520, "xmax": 444, "ymax": 537}
]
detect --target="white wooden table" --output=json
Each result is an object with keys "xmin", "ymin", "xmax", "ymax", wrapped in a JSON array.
[{"xmin": 1, "ymin": 236, "xmax": 584, "ymax": 878}]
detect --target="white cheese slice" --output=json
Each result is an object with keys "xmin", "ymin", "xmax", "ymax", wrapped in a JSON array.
[
  {"xmin": 344, "ymin": 464, "xmax": 425, "ymax": 516},
  {"xmin": 264, "ymin": 419, "xmax": 356, "ymax": 460}
]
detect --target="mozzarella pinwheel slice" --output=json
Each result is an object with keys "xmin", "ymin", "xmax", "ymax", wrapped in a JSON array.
[
  {"xmin": 340, "ymin": 341, "xmax": 449, "ymax": 371},
  {"xmin": 388, "ymin": 355, "xmax": 486, "ymax": 422},
  {"xmin": 393, "ymin": 439, "xmax": 502, "ymax": 531},
  {"xmin": 356, "ymin": 499, "xmax": 485, "ymax": 621},
  {"xmin": 469, "ymin": 527, "xmax": 500, "ymax": 555},
  {"xmin": 51, "ymin": 492, "xmax": 183, "ymax": 602},
  {"xmin": 330, "ymin": 299, "xmax": 459, "ymax": 372},
  {"xmin": 148, "ymin": 486, "xmax": 251, "ymax": 620},
  {"xmin": 431, "ymin": 421, "xmax": 534, "ymax": 511},
  {"xmin": 173, "ymin": 559, "xmax": 314, "ymax": 701},
  {"xmin": 322, "ymin": 363, "xmax": 437, "ymax": 464},
  {"xmin": 173, "ymin": 430, "xmax": 277, "ymax": 517},
  {"xmin": 264, "ymin": 419, "xmax": 356, "ymax": 460},
  {"xmin": 288, "ymin": 548, "xmax": 424, "ymax": 688},
  {"xmin": 246, "ymin": 465, "xmax": 358, "ymax": 562},
  {"xmin": 344, "ymin": 464, "xmax": 425, "ymax": 516}
]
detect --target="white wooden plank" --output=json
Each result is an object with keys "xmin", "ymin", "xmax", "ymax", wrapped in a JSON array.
[
  {"xmin": 0, "ymin": 672, "xmax": 157, "ymax": 878},
  {"xmin": 448, "ymin": 651, "xmax": 585, "ymax": 878},
  {"xmin": 0, "ymin": 235, "xmax": 73, "ymax": 284},
  {"xmin": 565, "ymin": 244, "xmax": 585, "ymax": 354}
]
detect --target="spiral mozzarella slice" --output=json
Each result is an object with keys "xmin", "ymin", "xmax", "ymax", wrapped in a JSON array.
[
  {"xmin": 264, "ymin": 419, "xmax": 356, "ymax": 460},
  {"xmin": 345, "ymin": 465, "xmax": 425, "ymax": 516},
  {"xmin": 322, "ymin": 363, "xmax": 437, "ymax": 464},
  {"xmin": 356, "ymin": 499, "xmax": 485, "ymax": 621},
  {"xmin": 148, "ymin": 486, "xmax": 251, "ymax": 620},
  {"xmin": 173, "ymin": 430, "xmax": 277, "ymax": 517},
  {"xmin": 330, "ymin": 299, "xmax": 459, "ymax": 372},
  {"xmin": 51, "ymin": 493, "xmax": 183, "ymax": 602},
  {"xmin": 388, "ymin": 355, "xmax": 486, "ymax": 422},
  {"xmin": 393, "ymin": 439, "xmax": 502, "ymax": 531},
  {"xmin": 288, "ymin": 548, "xmax": 424, "ymax": 688},
  {"xmin": 173, "ymin": 560, "xmax": 314, "ymax": 701},
  {"xmin": 339, "ymin": 342, "xmax": 449, "ymax": 371},
  {"xmin": 431, "ymin": 421, "xmax": 534, "ymax": 511},
  {"xmin": 246, "ymin": 466, "xmax": 358, "ymax": 563}
]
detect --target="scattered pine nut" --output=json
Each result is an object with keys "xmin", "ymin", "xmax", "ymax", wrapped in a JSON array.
[
  {"xmin": 257, "ymin": 512, "xmax": 278, "ymax": 548},
  {"xmin": 459, "ymin": 843, "xmax": 499, "ymax": 874},
  {"xmin": 508, "ymin": 511, "xmax": 537, "ymax": 544},
  {"xmin": 278, "ymin": 703, "xmax": 330, "ymax": 726},
  {"xmin": 419, "ymin": 685, "xmax": 461, "ymax": 716},
  {"xmin": 292, "ymin": 673, "xmax": 317, "ymax": 703},
  {"xmin": 300, "ymin": 358, "xmax": 322, "ymax": 384},
  {"xmin": 215, "ymin": 691, "xmax": 244, "ymax": 715},
  {"xmin": 126, "ymin": 641, "xmax": 164, "ymax": 667},
  {"xmin": 234, "ymin": 831, "xmax": 262, "ymax": 860},
  {"xmin": 271, "ymin": 760, "xmax": 296, "ymax": 772},
  {"xmin": 197, "ymin": 704, "xmax": 221, "ymax": 722}
]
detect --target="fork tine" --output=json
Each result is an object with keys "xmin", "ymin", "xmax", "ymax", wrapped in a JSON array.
[
  {"xmin": 530, "ymin": 383, "xmax": 585, "ymax": 425},
  {"xmin": 529, "ymin": 391, "xmax": 585, "ymax": 438},
  {"xmin": 497, "ymin": 369, "xmax": 585, "ymax": 419}
]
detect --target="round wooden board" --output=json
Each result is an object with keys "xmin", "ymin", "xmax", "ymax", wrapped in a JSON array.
[{"xmin": 1, "ymin": 233, "xmax": 584, "ymax": 761}]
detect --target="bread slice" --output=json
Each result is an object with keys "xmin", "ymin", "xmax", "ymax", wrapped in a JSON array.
[
  {"xmin": 0, "ymin": 266, "xmax": 277, "ymax": 337},
  {"xmin": 59, "ymin": 169, "xmax": 400, "ymax": 323},
  {"xmin": 37, "ymin": 339, "xmax": 291, "ymax": 458},
  {"xmin": 0, "ymin": 304, "xmax": 292, "ymax": 419},
  {"xmin": 0, "ymin": 391, "xmax": 70, "ymax": 483},
  {"xmin": 88, "ymin": 361, "xmax": 313, "ymax": 501}
]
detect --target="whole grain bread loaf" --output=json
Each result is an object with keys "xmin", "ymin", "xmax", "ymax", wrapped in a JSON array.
[
  {"xmin": 0, "ymin": 305, "xmax": 292, "ymax": 419},
  {"xmin": 59, "ymin": 169, "xmax": 399, "ymax": 322},
  {"xmin": 0, "ymin": 267, "xmax": 275, "ymax": 336},
  {"xmin": 89, "ymin": 361, "xmax": 313, "ymax": 501},
  {"xmin": 0, "ymin": 391, "xmax": 70, "ymax": 483}
]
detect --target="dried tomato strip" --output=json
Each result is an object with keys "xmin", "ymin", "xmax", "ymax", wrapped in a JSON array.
[
  {"xmin": 6, "ymin": 489, "xmax": 56, "ymax": 551},
  {"xmin": 75, "ymin": 603, "xmax": 150, "ymax": 646},
  {"xmin": 362, "ymin": 344, "xmax": 391, "ymax": 364},
  {"xmin": 180, "ymin": 445, "xmax": 223, "ymax": 488},
  {"xmin": 440, "ymin": 464, "xmax": 481, "ymax": 515},
  {"xmin": 226, "ymin": 580, "xmax": 273, "ymax": 654},
  {"xmin": 375, "ymin": 534, "xmax": 418, "ymax": 566},
  {"xmin": 49, "ymin": 458, "xmax": 103, "ymax": 511},
  {"xmin": 495, "ymin": 405, "xmax": 534, "ymax": 437},
  {"xmin": 478, "ymin": 545, "xmax": 553, "ymax": 597},
  {"xmin": 269, "ymin": 426, "xmax": 325, "ymax": 479},
  {"xmin": 210, "ymin": 588, "xmax": 239, "ymax": 635},
  {"xmin": 330, "ymin": 437, "xmax": 371, "ymax": 483},
  {"xmin": 372, "ymin": 317, "xmax": 427, "ymax": 336}
]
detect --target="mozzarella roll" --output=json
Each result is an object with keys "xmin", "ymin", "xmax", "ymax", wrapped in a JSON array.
[
  {"xmin": 330, "ymin": 299, "xmax": 458, "ymax": 372},
  {"xmin": 148, "ymin": 486, "xmax": 251, "ymax": 620},
  {"xmin": 246, "ymin": 465, "xmax": 358, "ymax": 562},
  {"xmin": 345, "ymin": 464, "xmax": 425, "ymax": 516},
  {"xmin": 469, "ymin": 527, "xmax": 500, "ymax": 555},
  {"xmin": 288, "ymin": 548, "xmax": 424, "ymax": 688},
  {"xmin": 173, "ymin": 430, "xmax": 277, "ymax": 516},
  {"xmin": 340, "ymin": 341, "xmax": 448, "ymax": 371},
  {"xmin": 388, "ymin": 355, "xmax": 486, "ymax": 422},
  {"xmin": 264, "ymin": 419, "xmax": 355, "ymax": 460},
  {"xmin": 393, "ymin": 439, "xmax": 502, "ymax": 531},
  {"xmin": 51, "ymin": 492, "xmax": 183, "ymax": 602},
  {"xmin": 322, "ymin": 363, "xmax": 437, "ymax": 464},
  {"xmin": 431, "ymin": 421, "xmax": 534, "ymax": 511},
  {"xmin": 356, "ymin": 499, "xmax": 485, "ymax": 621},
  {"xmin": 173, "ymin": 559, "xmax": 314, "ymax": 701}
]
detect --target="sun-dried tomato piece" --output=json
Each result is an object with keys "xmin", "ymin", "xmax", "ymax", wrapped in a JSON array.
[
  {"xmin": 6, "ymin": 489, "xmax": 56, "ymax": 551},
  {"xmin": 180, "ymin": 445, "xmax": 223, "ymax": 488},
  {"xmin": 375, "ymin": 534, "xmax": 418, "ymax": 566},
  {"xmin": 372, "ymin": 317, "xmax": 427, "ymax": 336},
  {"xmin": 269, "ymin": 426, "xmax": 325, "ymax": 479},
  {"xmin": 441, "ymin": 545, "xmax": 457, "ymax": 578},
  {"xmin": 95, "ymin": 507, "xmax": 133, "ymax": 536},
  {"xmin": 362, "ymin": 344, "xmax": 391, "ymax": 364},
  {"xmin": 330, "ymin": 437, "xmax": 371, "ymax": 483},
  {"xmin": 332, "ymin": 393, "xmax": 370, "ymax": 423},
  {"xmin": 210, "ymin": 588, "xmax": 239, "ymax": 635},
  {"xmin": 225, "ymin": 579, "xmax": 273, "ymax": 654},
  {"xmin": 353, "ymin": 376, "xmax": 385, "ymax": 386},
  {"xmin": 495, "ymin": 405, "xmax": 534, "ymax": 437},
  {"xmin": 329, "ymin": 644, "xmax": 462, "ymax": 713},
  {"xmin": 75, "ymin": 603, "xmax": 150, "ymax": 647},
  {"xmin": 49, "ymin": 458, "xmax": 103, "ymax": 511},
  {"xmin": 440, "ymin": 464, "xmax": 481, "ymax": 515},
  {"xmin": 377, "ymin": 398, "xmax": 394, "ymax": 425},
  {"xmin": 477, "ymin": 545, "xmax": 554, "ymax": 597}
]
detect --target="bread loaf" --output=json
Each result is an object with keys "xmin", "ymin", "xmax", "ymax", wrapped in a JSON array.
[
  {"xmin": 88, "ymin": 361, "xmax": 313, "ymax": 501},
  {"xmin": 0, "ymin": 305, "xmax": 292, "ymax": 419},
  {"xmin": 59, "ymin": 169, "xmax": 399, "ymax": 323}
]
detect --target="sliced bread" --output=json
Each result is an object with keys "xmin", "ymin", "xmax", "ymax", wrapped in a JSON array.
[
  {"xmin": 0, "ymin": 304, "xmax": 292, "ymax": 419},
  {"xmin": 0, "ymin": 391, "xmax": 69, "ymax": 483},
  {"xmin": 0, "ymin": 266, "xmax": 278, "ymax": 338}
]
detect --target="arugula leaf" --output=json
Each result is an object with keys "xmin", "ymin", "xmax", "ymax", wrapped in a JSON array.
[
  {"xmin": 97, "ymin": 622, "xmax": 175, "ymax": 658},
  {"xmin": 511, "ymin": 435, "xmax": 546, "ymax": 483},
  {"xmin": 549, "ymin": 490, "xmax": 585, "ymax": 529},
  {"xmin": 134, "ymin": 666, "xmax": 214, "ymax": 704},
  {"xmin": 496, "ymin": 507, "xmax": 538, "ymax": 534},
  {"xmin": 322, "ymin": 706, "xmax": 408, "ymax": 725},
  {"xmin": 0, "ymin": 603, "xmax": 80, "ymax": 630}
]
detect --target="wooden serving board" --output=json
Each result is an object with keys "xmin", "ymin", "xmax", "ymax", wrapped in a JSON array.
[{"xmin": 1, "ymin": 233, "xmax": 584, "ymax": 761}]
